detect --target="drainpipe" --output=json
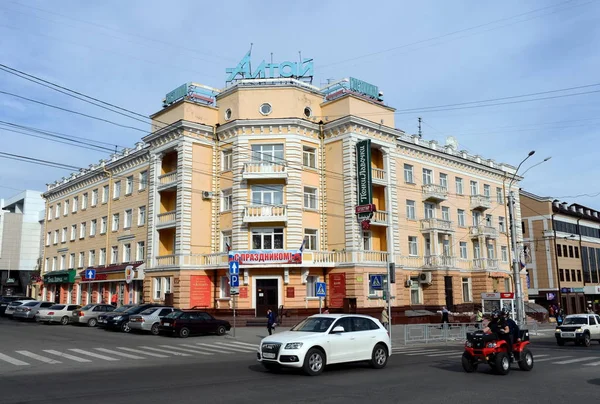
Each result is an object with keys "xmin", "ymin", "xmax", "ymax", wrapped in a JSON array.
[{"xmin": 552, "ymin": 214, "xmax": 563, "ymax": 310}]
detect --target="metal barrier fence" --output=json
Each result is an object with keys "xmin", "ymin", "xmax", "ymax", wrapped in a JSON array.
[{"xmin": 403, "ymin": 321, "xmax": 540, "ymax": 345}]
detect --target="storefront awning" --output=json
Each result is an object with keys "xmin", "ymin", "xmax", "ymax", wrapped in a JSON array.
[{"xmin": 43, "ymin": 269, "xmax": 76, "ymax": 284}]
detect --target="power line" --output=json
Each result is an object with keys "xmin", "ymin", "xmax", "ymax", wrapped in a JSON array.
[
  {"xmin": 0, "ymin": 127, "xmax": 111, "ymax": 153},
  {"xmin": 0, "ymin": 152, "xmax": 80, "ymax": 171}
]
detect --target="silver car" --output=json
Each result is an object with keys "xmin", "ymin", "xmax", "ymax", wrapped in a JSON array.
[
  {"xmin": 13, "ymin": 301, "xmax": 55, "ymax": 320},
  {"xmin": 4, "ymin": 300, "xmax": 34, "ymax": 318},
  {"xmin": 129, "ymin": 307, "xmax": 180, "ymax": 335},
  {"xmin": 36, "ymin": 304, "xmax": 82, "ymax": 325},
  {"xmin": 70, "ymin": 304, "xmax": 115, "ymax": 327}
]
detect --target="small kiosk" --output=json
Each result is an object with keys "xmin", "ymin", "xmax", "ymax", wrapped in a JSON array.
[{"xmin": 481, "ymin": 292, "xmax": 516, "ymax": 318}]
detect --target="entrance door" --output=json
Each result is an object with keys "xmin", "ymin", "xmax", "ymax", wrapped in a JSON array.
[
  {"xmin": 444, "ymin": 276, "xmax": 454, "ymax": 311},
  {"xmin": 256, "ymin": 279, "xmax": 278, "ymax": 318},
  {"xmin": 54, "ymin": 285, "xmax": 61, "ymax": 303}
]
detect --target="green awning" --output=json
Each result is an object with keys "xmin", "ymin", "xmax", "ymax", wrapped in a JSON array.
[{"xmin": 43, "ymin": 269, "xmax": 76, "ymax": 284}]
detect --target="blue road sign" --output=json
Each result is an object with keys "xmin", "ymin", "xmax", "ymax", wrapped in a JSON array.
[
  {"xmin": 370, "ymin": 275, "xmax": 383, "ymax": 290},
  {"xmin": 315, "ymin": 282, "xmax": 326, "ymax": 297},
  {"xmin": 85, "ymin": 268, "xmax": 96, "ymax": 280},
  {"xmin": 229, "ymin": 261, "xmax": 239, "ymax": 275},
  {"xmin": 230, "ymin": 274, "xmax": 240, "ymax": 288}
]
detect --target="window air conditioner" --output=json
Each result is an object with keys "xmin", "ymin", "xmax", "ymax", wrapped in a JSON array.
[
  {"xmin": 202, "ymin": 191, "xmax": 213, "ymax": 200},
  {"xmin": 418, "ymin": 272, "xmax": 433, "ymax": 285}
]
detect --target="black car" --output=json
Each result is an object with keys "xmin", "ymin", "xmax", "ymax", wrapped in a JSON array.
[
  {"xmin": 98, "ymin": 304, "xmax": 164, "ymax": 332},
  {"xmin": 160, "ymin": 310, "xmax": 231, "ymax": 338},
  {"xmin": 0, "ymin": 296, "xmax": 35, "ymax": 316}
]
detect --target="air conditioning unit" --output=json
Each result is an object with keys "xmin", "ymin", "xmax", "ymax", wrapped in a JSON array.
[
  {"xmin": 405, "ymin": 279, "xmax": 413, "ymax": 287},
  {"xmin": 418, "ymin": 272, "xmax": 433, "ymax": 285},
  {"xmin": 202, "ymin": 191, "xmax": 213, "ymax": 200}
]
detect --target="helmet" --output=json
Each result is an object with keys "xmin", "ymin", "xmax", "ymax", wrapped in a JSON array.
[
  {"xmin": 491, "ymin": 310, "xmax": 500, "ymax": 319},
  {"xmin": 501, "ymin": 308, "xmax": 509, "ymax": 317}
]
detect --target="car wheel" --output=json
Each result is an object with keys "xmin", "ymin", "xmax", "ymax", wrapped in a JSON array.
[
  {"xmin": 150, "ymin": 323, "xmax": 160, "ymax": 336},
  {"xmin": 179, "ymin": 327, "xmax": 190, "ymax": 338},
  {"xmin": 518, "ymin": 348, "xmax": 534, "ymax": 371},
  {"xmin": 494, "ymin": 352, "xmax": 511, "ymax": 375},
  {"xmin": 556, "ymin": 338, "xmax": 565, "ymax": 346},
  {"xmin": 462, "ymin": 352, "xmax": 478, "ymax": 373},
  {"xmin": 121, "ymin": 322, "xmax": 131, "ymax": 333},
  {"xmin": 216, "ymin": 325, "xmax": 227, "ymax": 336},
  {"xmin": 583, "ymin": 333, "xmax": 591, "ymax": 347},
  {"xmin": 369, "ymin": 343, "xmax": 389, "ymax": 369},
  {"xmin": 60, "ymin": 316, "xmax": 69, "ymax": 326},
  {"xmin": 87, "ymin": 318, "xmax": 97, "ymax": 327},
  {"xmin": 302, "ymin": 348, "xmax": 325, "ymax": 376}
]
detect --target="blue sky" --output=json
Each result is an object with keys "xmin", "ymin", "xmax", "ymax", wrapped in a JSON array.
[{"xmin": 1, "ymin": 0, "xmax": 599, "ymax": 210}]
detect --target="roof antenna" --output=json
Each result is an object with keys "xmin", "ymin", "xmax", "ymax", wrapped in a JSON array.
[
  {"xmin": 418, "ymin": 117, "xmax": 422, "ymax": 138},
  {"xmin": 248, "ymin": 43, "xmax": 253, "ymax": 77}
]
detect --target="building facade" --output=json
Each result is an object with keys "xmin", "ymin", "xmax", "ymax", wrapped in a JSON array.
[
  {"xmin": 41, "ymin": 143, "xmax": 149, "ymax": 305},
  {"xmin": 521, "ymin": 191, "xmax": 600, "ymax": 314},
  {"xmin": 0, "ymin": 190, "xmax": 45, "ymax": 296}
]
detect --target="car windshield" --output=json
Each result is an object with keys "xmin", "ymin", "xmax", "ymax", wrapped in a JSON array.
[
  {"xmin": 49, "ymin": 305, "xmax": 65, "ymax": 310},
  {"xmin": 23, "ymin": 301, "xmax": 38, "ymax": 307},
  {"xmin": 165, "ymin": 311, "xmax": 183, "ymax": 319},
  {"xmin": 8, "ymin": 301, "xmax": 24, "ymax": 307},
  {"xmin": 113, "ymin": 305, "xmax": 135, "ymax": 313},
  {"xmin": 564, "ymin": 317, "xmax": 588, "ymax": 325},
  {"xmin": 290, "ymin": 317, "xmax": 335, "ymax": 332},
  {"xmin": 80, "ymin": 304, "xmax": 94, "ymax": 310}
]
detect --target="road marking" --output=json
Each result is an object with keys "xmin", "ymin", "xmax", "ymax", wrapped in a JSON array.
[
  {"xmin": 16, "ymin": 351, "xmax": 61, "ymax": 364},
  {"xmin": 425, "ymin": 352, "xmax": 462, "ymax": 357},
  {"xmin": 116, "ymin": 347, "xmax": 168, "ymax": 358},
  {"xmin": 137, "ymin": 346, "xmax": 191, "ymax": 356},
  {"xmin": 179, "ymin": 344, "xmax": 232, "ymax": 354},
  {"xmin": 535, "ymin": 356, "xmax": 572, "ymax": 362},
  {"xmin": 583, "ymin": 361, "xmax": 600, "ymax": 366},
  {"xmin": 95, "ymin": 348, "xmax": 145, "ymax": 360},
  {"xmin": 0, "ymin": 352, "xmax": 29, "ymax": 366},
  {"xmin": 228, "ymin": 341, "xmax": 259, "ymax": 349},
  {"xmin": 69, "ymin": 349, "xmax": 119, "ymax": 361},
  {"xmin": 553, "ymin": 357, "xmax": 600, "ymax": 365},
  {"xmin": 44, "ymin": 350, "xmax": 92, "ymax": 363},
  {"xmin": 158, "ymin": 345, "xmax": 213, "ymax": 355},
  {"xmin": 533, "ymin": 355, "xmax": 549, "ymax": 359},
  {"xmin": 405, "ymin": 350, "xmax": 445, "ymax": 356},
  {"xmin": 213, "ymin": 342, "xmax": 257, "ymax": 352},
  {"xmin": 208, "ymin": 343, "xmax": 256, "ymax": 353}
]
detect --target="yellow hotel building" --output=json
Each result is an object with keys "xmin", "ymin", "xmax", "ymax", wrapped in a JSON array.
[{"xmin": 40, "ymin": 61, "xmax": 523, "ymax": 320}]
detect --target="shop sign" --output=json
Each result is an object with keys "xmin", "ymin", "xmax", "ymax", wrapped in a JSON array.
[
  {"xmin": 355, "ymin": 139, "xmax": 373, "ymax": 220},
  {"xmin": 6, "ymin": 278, "xmax": 15, "ymax": 284},
  {"xmin": 481, "ymin": 292, "xmax": 514, "ymax": 299},
  {"xmin": 329, "ymin": 273, "xmax": 346, "ymax": 308},
  {"xmin": 546, "ymin": 292, "xmax": 556, "ymax": 301},
  {"xmin": 81, "ymin": 273, "xmax": 108, "ymax": 282},
  {"xmin": 226, "ymin": 51, "xmax": 314, "ymax": 83},
  {"xmin": 189, "ymin": 275, "xmax": 211, "ymax": 308},
  {"xmin": 125, "ymin": 266, "xmax": 134, "ymax": 284},
  {"xmin": 349, "ymin": 77, "xmax": 379, "ymax": 100},
  {"xmin": 43, "ymin": 270, "xmax": 75, "ymax": 284},
  {"xmin": 228, "ymin": 250, "xmax": 302, "ymax": 265},
  {"xmin": 164, "ymin": 82, "xmax": 218, "ymax": 106}
]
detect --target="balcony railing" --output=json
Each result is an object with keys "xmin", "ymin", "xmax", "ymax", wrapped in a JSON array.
[
  {"xmin": 469, "ymin": 225, "xmax": 499, "ymax": 238},
  {"xmin": 394, "ymin": 255, "xmax": 424, "ymax": 268},
  {"xmin": 371, "ymin": 211, "xmax": 389, "ymax": 225},
  {"xmin": 420, "ymin": 218, "xmax": 454, "ymax": 233},
  {"xmin": 243, "ymin": 205, "xmax": 288, "ymax": 223},
  {"xmin": 158, "ymin": 171, "xmax": 177, "ymax": 188},
  {"xmin": 470, "ymin": 195, "xmax": 492, "ymax": 210},
  {"xmin": 473, "ymin": 258, "xmax": 499, "ymax": 270},
  {"xmin": 423, "ymin": 255, "xmax": 456, "ymax": 268},
  {"xmin": 372, "ymin": 167, "xmax": 386, "ymax": 183},
  {"xmin": 422, "ymin": 184, "xmax": 448, "ymax": 202},
  {"xmin": 157, "ymin": 210, "xmax": 176, "ymax": 227},
  {"xmin": 242, "ymin": 162, "xmax": 288, "ymax": 181},
  {"xmin": 156, "ymin": 255, "xmax": 176, "ymax": 266}
]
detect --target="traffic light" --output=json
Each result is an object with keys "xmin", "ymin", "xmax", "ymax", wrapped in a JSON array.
[{"xmin": 389, "ymin": 263, "xmax": 396, "ymax": 284}]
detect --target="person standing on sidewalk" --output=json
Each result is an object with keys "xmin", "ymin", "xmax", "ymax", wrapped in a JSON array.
[
  {"xmin": 111, "ymin": 293, "xmax": 118, "ymax": 307},
  {"xmin": 475, "ymin": 307, "xmax": 483, "ymax": 329},
  {"xmin": 266, "ymin": 309, "xmax": 275, "ymax": 336},
  {"xmin": 441, "ymin": 306, "xmax": 450, "ymax": 326}
]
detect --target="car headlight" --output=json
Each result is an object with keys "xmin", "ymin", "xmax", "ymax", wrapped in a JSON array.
[
  {"xmin": 487, "ymin": 342, "xmax": 497, "ymax": 348},
  {"xmin": 284, "ymin": 342, "xmax": 303, "ymax": 349},
  {"xmin": 576, "ymin": 328, "xmax": 583, "ymax": 333},
  {"xmin": 113, "ymin": 316, "xmax": 122, "ymax": 320},
  {"xmin": 465, "ymin": 341, "xmax": 473, "ymax": 348},
  {"xmin": 555, "ymin": 328, "xmax": 561, "ymax": 333}
]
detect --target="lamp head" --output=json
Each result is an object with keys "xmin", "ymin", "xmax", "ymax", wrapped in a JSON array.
[{"xmin": 528, "ymin": 151, "xmax": 535, "ymax": 157}]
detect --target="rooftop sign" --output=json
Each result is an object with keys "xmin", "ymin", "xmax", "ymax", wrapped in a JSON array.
[
  {"xmin": 163, "ymin": 83, "xmax": 219, "ymax": 107},
  {"xmin": 226, "ymin": 51, "xmax": 314, "ymax": 83},
  {"xmin": 321, "ymin": 77, "xmax": 383, "ymax": 103}
]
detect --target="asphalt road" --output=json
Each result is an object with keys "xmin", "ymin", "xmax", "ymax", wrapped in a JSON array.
[{"xmin": 1, "ymin": 317, "xmax": 599, "ymax": 403}]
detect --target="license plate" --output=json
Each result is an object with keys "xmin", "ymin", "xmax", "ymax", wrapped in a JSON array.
[
  {"xmin": 562, "ymin": 332, "xmax": 575, "ymax": 337},
  {"xmin": 163, "ymin": 323, "xmax": 171, "ymax": 327},
  {"xmin": 263, "ymin": 353, "xmax": 276, "ymax": 359},
  {"xmin": 99, "ymin": 319, "xmax": 106, "ymax": 323}
]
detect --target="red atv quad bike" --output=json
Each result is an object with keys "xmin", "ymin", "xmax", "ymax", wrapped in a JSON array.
[{"xmin": 462, "ymin": 329, "xmax": 534, "ymax": 375}]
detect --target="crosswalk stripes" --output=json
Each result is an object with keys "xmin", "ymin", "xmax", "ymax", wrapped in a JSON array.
[
  {"xmin": 116, "ymin": 347, "xmax": 169, "ymax": 358},
  {"xmin": 16, "ymin": 350, "xmax": 61, "ymax": 364},
  {"xmin": 583, "ymin": 360, "xmax": 600, "ymax": 366},
  {"xmin": 553, "ymin": 357, "xmax": 598, "ymax": 365},
  {"xmin": 159, "ymin": 345, "xmax": 213, "ymax": 356},
  {"xmin": 199, "ymin": 343, "xmax": 250, "ymax": 353},
  {"xmin": 425, "ymin": 352, "xmax": 462, "ymax": 357},
  {"xmin": 212, "ymin": 342, "xmax": 257, "ymax": 352},
  {"xmin": 0, "ymin": 352, "xmax": 28, "ymax": 366},
  {"xmin": 532, "ymin": 356, "xmax": 571, "ymax": 362},
  {"xmin": 69, "ymin": 349, "xmax": 119, "ymax": 361},
  {"xmin": 44, "ymin": 350, "xmax": 92, "ymax": 363},
  {"xmin": 95, "ymin": 348, "xmax": 145, "ymax": 360},
  {"xmin": 137, "ymin": 346, "xmax": 191, "ymax": 357},
  {"xmin": 181, "ymin": 343, "xmax": 233, "ymax": 354}
]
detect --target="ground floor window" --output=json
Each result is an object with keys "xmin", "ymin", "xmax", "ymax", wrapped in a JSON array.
[
  {"xmin": 410, "ymin": 277, "xmax": 421, "ymax": 304},
  {"xmin": 153, "ymin": 276, "xmax": 172, "ymax": 300},
  {"xmin": 220, "ymin": 276, "xmax": 230, "ymax": 298},
  {"xmin": 306, "ymin": 275, "xmax": 319, "ymax": 297},
  {"xmin": 462, "ymin": 277, "xmax": 472, "ymax": 302}
]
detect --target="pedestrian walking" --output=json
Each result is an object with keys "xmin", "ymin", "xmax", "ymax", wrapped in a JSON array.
[
  {"xmin": 266, "ymin": 308, "xmax": 275, "ymax": 336},
  {"xmin": 441, "ymin": 306, "xmax": 450, "ymax": 325},
  {"xmin": 475, "ymin": 307, "xmax": 483, "ymax": 329}
]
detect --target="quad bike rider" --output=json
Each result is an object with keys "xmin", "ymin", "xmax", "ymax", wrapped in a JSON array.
[{"xmin": 462, "ymin": 310, "xmax": 534, "ymax": 375}]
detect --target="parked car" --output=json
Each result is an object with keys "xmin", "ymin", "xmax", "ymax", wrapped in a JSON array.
[
  {"xmin": 129, "ymin": 306, "xmax": 180, "ymax": 335},
  {"xmin": 36, "ymin": 304, "xmax": 82, "ymax": 325},
  {"xmin": 4, "ymin": 300, "xmax": 38, "ymax": 318},
  {"xmin": 99, "ymin": 304, "xmax": 164, "ymax": 333},
  {"xmin": 159, "ymin": 310, "xmax": 231, "ymax": 338},
  {"xmin": 13, "ymin": 301, "xmax": 55, "ymax": 321},
  {"xmin": 0, "ymin": 296, "xmax": 35, "ymax": 316},
  {"xmin": 555, "ymin": 313, "xmax": 600, "ymax": 346},
  {"xmin": 71, "ymin": 304, "xmax": 116, "ymax": 327},
  {"xmin": 257, "ymin": 314, "xmax": 392, "ymax": 376}
]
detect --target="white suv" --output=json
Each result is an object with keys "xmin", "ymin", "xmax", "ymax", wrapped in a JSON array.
[
  {"xmin": 257, "ymin": 314, "xmax": 392, "ymax": 376},
  {"xmin": 555, "ymin": 313, "xmax": 600, "ymax": 347}
]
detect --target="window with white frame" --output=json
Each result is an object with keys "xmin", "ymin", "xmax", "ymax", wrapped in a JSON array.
[
  {"xmin": 439, "ymin": 173, "xmax": 448, "ymax": 189},
  {"xmin": 44, "ymin": 257, "xmax": 50, "ymax": 273},
  {"xmin": 220, "ymin": 276, "xmax": 231, "ymax": 298},
  {"xmin": 406, "ymin": 200, "xmax": 416, "ymax": 220},
  {"xmin": 404, "ymin": 164, "xmax": 414, "ymax": 183},
  {"xmin": 111, "ymin": 246, "xmax": 118, "ymax": 264},
  {"xmin": 303, "ymin": 187, "xmax": 317, "ymax": 210},
  {"xmin": 113, "ymin": 181, "xmax": 121, "ymax": 199},
  {"xmin": 306, "ymin": 275, "xmax": 319, "ymax": 298},
  {"xmin": 90, "ymin": 219, "xmax": 97, "ymax": 236},
  {"xmin": 221, "ymin": 188, "xmax": 233, "ymax": 211},
  {"xmin": 303, "ymin": 229, "xmax": 318, "ymax": 250},
  {"xmin": 410, "ymin": 277, "xmax": 422, "ymax": 304},
  {"xmin": 52, "ymin": 256, "xmax": 57, "ymax": 271},
  {"xmin": 60, "ymin": 254, "xmax": 66, "ymax": 270},
  {"xmin": 72, "ymin": 196, "xmax": 78, "ymax": 213},
  {"xmin": 424, "ymin": 203, "xmax": 435, "ymax": 219},
  {"xmin": 473, "ymin": 241, "xmax": 481, "ymax": 259},
  {"xmin": 485, "ymin": 214, "xmax": 492, "ymax": 226},
  {"xmin": 442, "ymin": 206, "xmax": 450, "ymax": 221},
  {"xmin": 472, "ymin": 211, "xmax": 481, "ymax": 226},
  {"xmin": 460, "ymin": 242, "xmax": 468, "ymax": 259},
  {"xmin": 61, "ymin": 227, "xmax": 67, "ymax": 243},
  {"xmin": 499, "ymin": 216, "xmax": 506, "ymax": 233},
  {"xmin": 363, "ymin": 231, "xmax": 372, "ymax": 250},
  {"xmin": 138, "ymin": 206, "xmax": 146, "ymax": 226},
  {"xmin": 251, "ymin": 144, "xmax": 284, "ymax": 164},
  {"xmin": 101, "ymin": 216, "xmax": 107, "ymax": 234},
  {"xmin": 222, "ymin": 231, "xmax": 232, "ymax": 252},
  {"xmin": 69, "ymin": 253, "xmax": 75, "ymax": 269},
  {"xmin": 112, "ymin": 213, "xmax": 119, "ymax": 231},
  {"xmin": 53, "ymin": 230, "xmax": 59, "ymax": 244},
  {"xmin": 124, "ymin": 209, "xmax": 132, "ymax": 228},
  {"xmin": 456, "ymin": 177, "xmax": 464, "ymax": 195},
  {"xmin": 64, "ymin": 200, "xmax": 69, "ymax": 216},
  {"xmin": 408, "ymin": 236, "xmax": 418, "ymax": 256},
  {"xmin": 303, "ymin": 146, "xmax": 316, "ymax": 168},
  {"xmin": 80, "ymin": 222, "xmax": 86, "ymax": 239},
  {"xmin": 153, "ymin": 277, "xmax": 172, "ymax": 300},
  {"xmin": 483, "ymin": 184, "xmax": 491, "ymax": 197},
  {"xmin": 251, "ymin": 185, "xmax": 283, "ymax": 205},
  {"xmin": 70, "ymin": 224, "xmax": 76, "ymax": 241},
  {"xmin": 89, "ymin": 250, "xmax": 96, "ymax": 266},
  {"xmin": 139, "ymin": 170, "xmax": 148, "ymax": 190},
  {"xmin": 462, "ymin": 277, "xmax": 473, "ymax": 302},
  {"xmin": 487, "ymin": 243, "xmax": 495, "ymax": 259},
  {"xmin": 251, "ymin": 228, "xmax": 284, "ymax": 249},
  {"xmin": 47, "ymin": 207, "xmax": 52, "ymax": 221},
  {"xmin": 368, "ymin": 273, "xmax": 388, "ymax": 296},
  {"xmin": 78, "ymin": 252, "xmax": 85, "ymax": 268},
  {"xmin": 422, "ymin": 168, "xmax": 433, "ymax": 185},
  {"xmin": 123, "ymin": 243, "xmax": 131, "ymax": 263},
  {"xmin": 102, "ymin": 185, "xmax": 109, "ymax": 203},
  {"xmin": 136, "ymin": 241, "xmax": 145, "ymax": 261},
  {"xmin": 82, "ymin": 193, "xmax": 88, "ymax": 209},
  {"xmin": 126, "ymin": 176, "xmax": 133, "ymax": 194},
  {"xmin": 222, "ymin": 150, "xmax": 232, "ymax": 171},
  {"xmin": 55, "ymin": 204, "xmax": 60, "ymax": 219},
  {"xmin": 46, "ymin": 232, "xmax": 51, "ymax": 246},
  {"xmin": 496, "ymin": 187, "xmax": 503, "ymax": 204},
  {"xmin": 501, "ymin": 246, "xmax": 508, "ymax": 262},
  {"xmin": 470, "ymin": 180, "xmax": 478, "ymax": 196},
  {"xmin": 91, "ymin": 189, "xmax": 98, "ymax": 206},
  {"xmin": 99, "ymin": 248, "xmax": 106, "ymax": 265}
]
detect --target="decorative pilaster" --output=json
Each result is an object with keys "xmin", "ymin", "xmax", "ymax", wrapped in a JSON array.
[
  {"xmin": 177, "ymin": 140, "xmax": 194, "ymax": 258},
  {"xmin": 231, "ymin": 137, "xmax": 249, "ymax": 251},
  {"xmin": 146, "ymin": 153, "xmax": 163, "ymax": 268},
  {"xmin": 342, "ymin": 136, "xmax": 361, "ymax": 251},
  {"xmin": 285, "ymin": 136, "xmax": 304, "ymax": 249}
]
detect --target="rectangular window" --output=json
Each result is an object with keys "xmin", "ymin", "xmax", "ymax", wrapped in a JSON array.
[
  {"xmin": 501, "ymin": 246, "xmax": 508, "ymax": 262},
  {"xmin": 487, "ymin": 243, "xmax": 495, "ymax": 259},
  {"xmin": 577, "ymin": 270, "xmax": 582, "ymax": 282},
  {"xmin": 52, "ymin": 257, "xmax": 57, "ymax": 271},
  {"xmin": 408, "ymin": 236, "xmax": 418, "ymax": 256},
  {"xmin": 138, "ymin": 206, "xmax": 146, "ymax": 226},
  {"xmin": 136, "ymin": 241, "xmax": 145, "ymax": 261},
  {"xmin": 112, "ymin": 213, "xmax": 119, "ymax": 231},
  {"xmin": 557, "ymin": 244, "xmax": 562, "ymax": 257},
  {"xmin": 251, "ymin": 185, "xmax": 283, "ymax": 205},
  {"xmin": 60, "ymin": 255, "xmax": 66, "ymax": 270},
  {"xmin": 89, "ymin": 250, "xmax": 96, "ymax": 266},
  {"xmin": 404, "ymin": 164, "xmax": 414, "ymax": 183},
  {"xmin": 439, "ymin": 173, "xmax": 448, "ymax": 189},
  {"xmin": 153, "ymin": 278, "xmax": 162, "ymax": 300},
  {"xmin": 422, "ymin": 168, "xmax": 433, "ymax": 185},
  {"xmin": 569, "ymin": 245, "xmax": 574, "ymax": 258},
  {"xmin": 124, "ymin": 209, "xmax": 132, "ymax": 228},
  {"xmin": 575, "ymin": 247, "xmax": 580, "ymax": 259},
  {"xmin": 496, "ymin": 187, "xmax": 503, "ymax": 204},
  {"xmin": 460, "ymin": 242, "xmax": 468, "ymax": 259},
  {"xmin": 251, "ymin": 228, "xmax": 284, "ymax": 249},
  {"xmin": 111, "ymin": 246, "xmax": 119, "ymax": 264},
  {"xmin": 44, "ymin": 257, "xmax": 49, "ymax": 273},
  {"xmin": 470, "ymin": 181, "xmax": 478, "ymax": 196},
  {"xmin": 99, "ymin": 248, "xmax": 106, "ymax": 265},
  {"xmin": 53, "ymin": 230, "xmax": 59, "ymax": 244},
  {"xmin": 406, "ymin": 200, "xmax": 416, "ymax": 220},
  {"xmin": 72, "ymin": 196, "xmax": 78, "ymax": 213},
  {"xmin": 64, "ymin": 200, "xmax": 69, "ymax": 216},
  {"xmin": 91, "ymin": 189, "xmax": 98, "ymax": 206},
  {"xmin": 462, "ymin": 277, "xmax": 472, "ymax": 302},
  {"xmin": 303, "ymin": 146, "xmax": 316, "ymax": 168},
  {"xmin": 458, "ymin": 210, "xmax": 466, "ymax": 227},
  {"xmin": 483, "ymin": 184, "xmax": 491, "ymax": 197},
  {"xmin": 47, "ymin": 207, "xmax": 52, "ymax": 221},
  {"xmin": 222, "ymin": 150, "xmax": 233, "ymax": 171},
  {"xmin": 441, "ymin": 206, "xmax": 450, "ymax": 221},
  {"xmin": 126, "ymin": 176, "xmax": 133, "ymax": 195},
  {"xmin": 46, "ymin": 232, "xmax": 51, "ymax": 246},
  {"xmin": 363, "ymin": 231, "xmax": 372, "ymax": 250},
  {"xmin": 303, "ymin": 229, "xmax": 318, "ymax": 250},
  {"xmin": 61, "ymin": 227, "xmax": 67, "ymax": 243},
  {"xmin": 78, "ymin": 252, "xmax": 84, "ymax": 268},
  {"xmin": 424, "ymin": 203, "xmax": 435, "ymax": 219},
  {"xmin": 55, "ymin": 203, "xmax": 60, "ymax": 219},
  {"xmin": 220, "ymin": 276, "xmax": 231, "ymax": 298},
  {"xmin": 139, "ymin": 170, "xmax": 148, "ymax": 190},
  {"xmin": 102, "ymin": 185, "xmax": 109, "ymax": 203},
  {"xmin": 123, "ymin": 243, "xmax": 131, "ymax": 263},
  {"xmin": 82, "ymin": 193, "xmax": 88, "ymax": 210},
  {"xmin": 410, "ymin": 277, "xmax": 421, "ymax": 304},
  {"xmin": 565, "ymin": 269, "xmax": 571, "ymax": 282},
  {"xmin": 80, "ymin": 222, "xmax": 86, "ymax": 239},
  {"xmin": 485, "ymin": 214, "xmax": 492, "ymax": 227},
  {"xmin": 221, "ymin": 188, "xmax": 233, "ymax": 211},
  {"xmin": 70, "ymin": 225, "xmax": 76, "ymax": 241},
  {"xmin": 472, "ymin": 211, "xmax": 481, "ymax": 226},
  {"xmin": 563, "ymin": 245, "xmax": 568, "ymax": 257},
  {"xmin": 113, "ymin": 181, "xmax": 121, "ymax": 199},
  {"xmin": 571, "ymin": 269, "xmax": 576, "ymax": 282},
  {"xmin": 499, "ymin": 217, "xmax": 506, "ymax": 233},
  {"xmin": 303, "ymin": 187, "xmax": 318, "ymax": 210},
  {"xmin": 222, "ymin": 231, "xmax": 232, "ymax": 253},
  {"xmin": 101, "ymin": 216, "xmax": 108, "ymax": 234},
  {"xmin": 69, "ymin": 253, "xmax": 75, "ymax": 269},
  {"xmin": 251, "ymin": 144, "xmax": 284, "ymax": 164},
  {"xmin": 456, "ymin": 178, "xmax": 464, "ymax": 195},
  {"xmin": 90, "ymin": 219, "xmax": 97, "ymax": 236},
  {"xmin": 306, "ymin": 275, "xmax": 319, "ymax": 298}
]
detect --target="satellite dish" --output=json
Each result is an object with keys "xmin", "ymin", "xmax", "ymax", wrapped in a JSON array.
[{"xmin": 446, "ymin": 136, "xmax": 458, "ymax": 150}]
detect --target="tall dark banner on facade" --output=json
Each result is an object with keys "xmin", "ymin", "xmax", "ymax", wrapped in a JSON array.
[{"xmin": 355, "ymin": 139, "xmax": 373, "ymax": 219}]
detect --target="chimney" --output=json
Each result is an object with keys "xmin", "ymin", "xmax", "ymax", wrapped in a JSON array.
[{"xmin": 552, "ymin": 201, "xmax": 560, "ymax": 209}]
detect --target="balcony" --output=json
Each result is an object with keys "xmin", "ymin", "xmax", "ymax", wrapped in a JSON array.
[
  {"xmin": 420, "ymin": 218, "xmax": 454, "ymax": 233},
  {"xmin": 473, "ymin": 258, "xmax": 499, "ymax": 270},
  {"xmin": 470, "ymin": 195, "xmax": 492, "ymax": 210},
  {"xmin": 469, "ymin": 225, "xmax": 499, "ymax": 239},
  {"xmin": 423, "ymin": 255, "xmax": 456, "ymax": 268},
  {"xmin": 422, "ymin": 184, "xmax": 448, "ymax": 202},
  {"xmin": 156, "ymin": 254, "xmax": 176, "ymax": 266},
  {"xmin": 370, "ymin": 211, "xmax": 389, "ymax": 226},
  {"xmin": 156, "ymin": 210, "xmax": 176, "ymax": 228},
  {"xmin": 243, "ymin": 204, "xmax": 288, "ymax": 223},
  {"xmin": 242, "ymin": 162, "xmax": 288, "ymax": 182},
  {"xmin": 372, "ymin": 167, "xmax": 386, "ymax": 185},
  {"xmin": 158, "ymin": 171, "xmax": 177, "ymax": 190}
]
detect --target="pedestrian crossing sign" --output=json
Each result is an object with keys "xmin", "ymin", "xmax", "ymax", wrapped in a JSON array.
[
  {"xmin": 370, "ymin": 275, "xmax": 383, "ymax": 290},
  {"xmin": 315, "ymin": 282, "xmax": 326, "ymax": 297}
]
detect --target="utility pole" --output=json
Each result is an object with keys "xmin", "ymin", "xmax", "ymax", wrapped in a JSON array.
[{"xmin": 508, "ymin": 190, "xmax": 524, "ymax": 325}]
